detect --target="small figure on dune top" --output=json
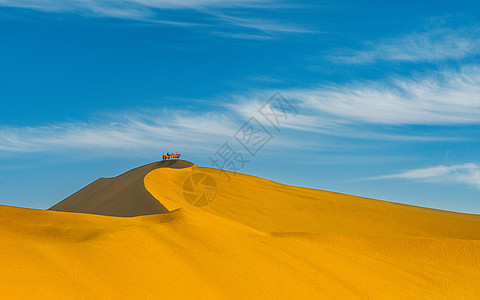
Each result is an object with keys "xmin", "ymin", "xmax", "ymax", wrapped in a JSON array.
[{"xmin": 163, "ymin": 152, "xmax": 181, "ymax": 161}]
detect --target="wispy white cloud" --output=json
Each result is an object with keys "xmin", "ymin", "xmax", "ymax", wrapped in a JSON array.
[
  {"xmin": 335, "ymin": 28, "xmax": 480, "ymax": 64},
  {"xmin": 282, "ymin": 65, "xmax": 480, "ymax": 126},
  {"xmin": 0, "ymin": 0, "xmax": 311, "ymax": 36},
  {"xmin": 225, "ymin": 65, "xmax": 480, "ymax": 143},
  {"xmin": 367, "ymin": 163, "xmax": 480, "ymax": 189},
  {"xmin": 152, "ymin": 61, "xmax": 480, "ymax": 142},
  {"xmin": 0, "ymin": 109, "xmax": 239, "ymax": 156},
  {"xmin": 0, "ymin": 0, "xmax": 264, "ymax": 14},
  {"xmin": 2, "ymin": 65, "xmax": 480, "ymax": 157},
  {"xmin": 210, "ymin": 13, "xmax": 316, "ymax": 34}
]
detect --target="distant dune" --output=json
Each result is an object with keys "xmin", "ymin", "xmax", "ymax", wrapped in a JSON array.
[{"xmin": 0, "ymin": 161, "xmax": 479, "ymax": 299}]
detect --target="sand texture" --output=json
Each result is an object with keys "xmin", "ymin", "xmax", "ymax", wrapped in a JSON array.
[{"xmin": 0, "ymin": 162, "xmax": 478, "ymax": 299}]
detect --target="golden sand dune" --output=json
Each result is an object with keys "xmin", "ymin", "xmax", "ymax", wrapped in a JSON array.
[{"xmin": 0, "ymin": 162, "xmax": 479, "ymax": 299}]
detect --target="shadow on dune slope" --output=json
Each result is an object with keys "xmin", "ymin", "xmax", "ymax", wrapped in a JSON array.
[{"xmin": 49, "ymin": 160, "xmax": 193, "ymax": 217}]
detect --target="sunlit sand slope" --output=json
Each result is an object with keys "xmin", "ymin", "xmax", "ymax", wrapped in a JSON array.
[
  {"xmin": 0, "ymin": 164, "xmax": 478, "ymax": 299},
  {"xmin": 145, "ymin": 166, "xmax": 480, "ymax": 239}
]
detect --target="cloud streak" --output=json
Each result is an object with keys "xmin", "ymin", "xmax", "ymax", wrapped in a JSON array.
[
  {"xmin": 0, "ymin": 109, "xmax": 239, "ymax": 156},
  {"xmin": 0, "ymin": 0, "xmax": 311, "ymax": 37},
  {"xmin": 0, "ymin": 0, "xmax": 264, "ymax": 14},
  {"xmin": 335, "ymin": 28, "xmax": 480, "ymax": 64},
  {"xmin": 282, "ymin": 65, "xmax": 480, "ymax": 126},
  {"xmin": 368, "ymin": 163, "xmax": 480, "ymax": 189},
  {"xmin": 2, "ymin": 66, "xmax": 480, "ymax": 157},
  {"xmin": 227, "ymin": 65, "xmax": 480, "ymax": 143}
]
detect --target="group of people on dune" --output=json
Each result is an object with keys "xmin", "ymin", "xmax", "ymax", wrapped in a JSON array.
[{"xmin": 163, "ymin": 152, "xmax": 181, "ymax": 160}]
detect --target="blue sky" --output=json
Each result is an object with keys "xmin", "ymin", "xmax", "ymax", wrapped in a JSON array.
[{"xmin": 1, "ymin": 0, "xmax": 480, "ymax": 213}]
